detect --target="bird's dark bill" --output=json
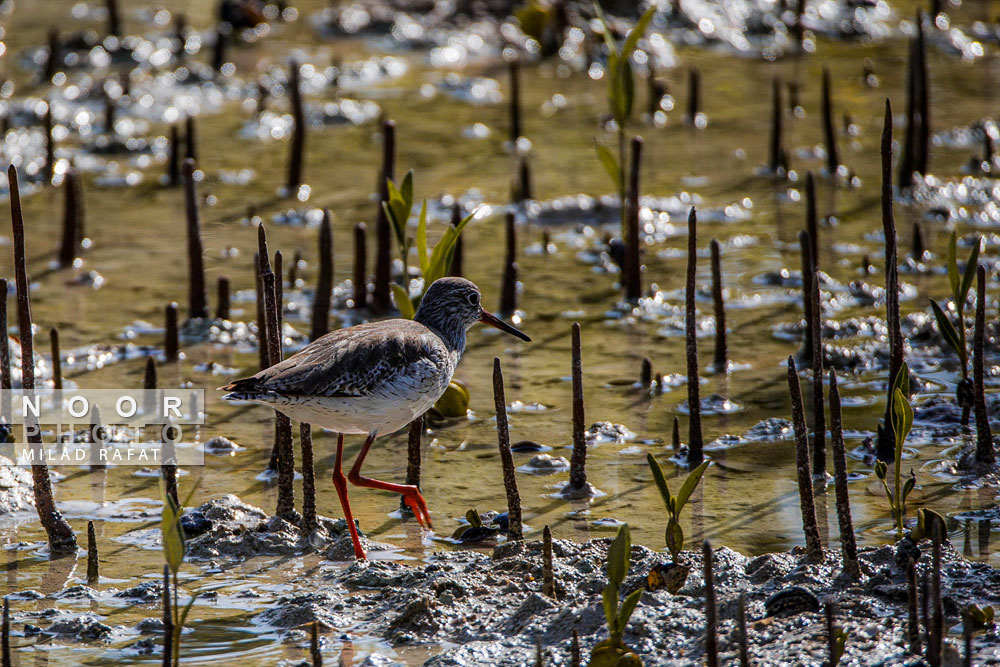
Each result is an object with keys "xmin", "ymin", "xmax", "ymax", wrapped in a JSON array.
[{"xmin": 479, "ymin": 310, "xmax": 530, "ymax": 342}]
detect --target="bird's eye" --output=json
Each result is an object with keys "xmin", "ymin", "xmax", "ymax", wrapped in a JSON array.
[{"xmin": 467, "ymin": 292, "xmax": 480, "ymax": 306}]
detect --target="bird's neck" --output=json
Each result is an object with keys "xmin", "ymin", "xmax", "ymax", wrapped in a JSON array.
[{"xmin": 415, "ymin": 313, "xmax": 466, "ymax": 355}]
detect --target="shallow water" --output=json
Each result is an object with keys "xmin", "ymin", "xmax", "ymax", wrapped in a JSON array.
[{"xmin": 0, "ymin": 0, "xmax": 999, "ymax": 663}]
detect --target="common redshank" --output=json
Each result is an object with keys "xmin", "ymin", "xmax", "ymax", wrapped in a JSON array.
[{"xmin": 220, "ymin": 277, "xmax": 530, "ymax": 559}]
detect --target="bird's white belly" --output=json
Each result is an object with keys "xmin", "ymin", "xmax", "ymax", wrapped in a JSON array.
[{"xmin": 260, "ymin": 376, "xmax": 452, "ymax": 435}]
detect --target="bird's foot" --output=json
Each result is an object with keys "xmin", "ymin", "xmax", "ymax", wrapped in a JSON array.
[
  {"xmin": 401, "ymin": 488, "xmax": 433, "ymax": 530},
  {"xmin": 350, "ymin": 537, "xmax": 367, "ymax": 561},
  {"xmin": 342, "ymin": 514, "xmax": 367, "ymax": 561}
]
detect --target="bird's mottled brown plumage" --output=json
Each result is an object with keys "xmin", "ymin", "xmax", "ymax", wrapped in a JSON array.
[
  {"xmin": 220, "ymin": 277, "xmax": 522, "ymax": 434},
  {"xmin": 222, "ymin": 319, "xmax": 453, "ymax": 399}
]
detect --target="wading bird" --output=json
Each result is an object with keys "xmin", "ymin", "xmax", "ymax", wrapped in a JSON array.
[{"xmin": 221, "ymin": 277, "xmax": 530, "ymax": 559}]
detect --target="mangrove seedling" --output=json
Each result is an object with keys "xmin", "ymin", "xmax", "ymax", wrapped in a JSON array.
[
  {"xmin": 451, "ymin": 508, "xmax": 501, "ymax": 543},
  {"xmin": 826, "ymin": 602, "xmax": 849, "ymax": 667},
  {"xmin": 383, "ymin": 171, "xmax": 477, "ymax": 415},
  {"xmin": 908, "ymin": 507, "xmax": 947, "ymax": 544},
  {"xmin": 874, "ymin": 363, "xmax": 915, "ymax": 539},
  {"xmin": 645, "ymin": 454, "xmax": 710, "ymax": 593},
  {"xmin": 382, "ymin": 171, "xmax": 476, "ymax": 316},
  {"xmin": 647, "ymin": 454, "xmax": 709, "ymax": 560},
  {"xmin": 161, "ymin": 481, "xmax": 200, "ymax": 667},
  {"xmin": 962, "ymin": 604, "xmax": 996, "ymax": 634},
  {"xmin": 929, "ymin": 232, "xmax": 981, "ymax": 426},
  {"xmin": 963, "ymin": 603, "xmax": 995, "ymax": 664},
  {"xmin": 590, "ymin": 523, "xmax": 644, "ymax": 667},
  {"xmin": 593, "ymin": 5, "xmax": 654, "ymax": 240}
]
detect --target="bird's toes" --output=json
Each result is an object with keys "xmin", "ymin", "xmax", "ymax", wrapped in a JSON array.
[{"xmin": 404, "ymin": 493, "xmax": 432, "ymax": 530}]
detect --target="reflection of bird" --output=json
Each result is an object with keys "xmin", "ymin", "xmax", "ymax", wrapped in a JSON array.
[{"xmin": 221, "ymin": 277, "xmax": 530, "ymax": 559}]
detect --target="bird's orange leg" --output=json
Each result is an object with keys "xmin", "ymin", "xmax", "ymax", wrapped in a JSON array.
[
  {"xmin": 347, "ymin": 431, "xmax": 433, "ymax": 530},
  {"xmin": 331, "ymin": 433, "xmax": 366, "ymax": 560}
]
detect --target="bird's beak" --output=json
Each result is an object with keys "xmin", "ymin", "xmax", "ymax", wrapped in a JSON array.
[{"xmin": 479, "ymin": 310, "xmax": 531, "ymax": 342}]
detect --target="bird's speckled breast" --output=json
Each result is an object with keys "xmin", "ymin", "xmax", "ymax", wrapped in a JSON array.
[{"xmin": 262, "ymin": 349, "xmax": 459, "ymax": 435}]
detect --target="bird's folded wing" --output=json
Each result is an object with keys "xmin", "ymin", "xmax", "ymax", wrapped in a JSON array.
[{"xmin": 229, "ymin": 322, "xmax": 444, "ymax": 398}]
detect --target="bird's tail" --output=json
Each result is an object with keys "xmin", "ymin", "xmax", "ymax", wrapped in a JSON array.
[{"xmin": 217, "ymin": 376, "xmax": 263, "ymax": 394}]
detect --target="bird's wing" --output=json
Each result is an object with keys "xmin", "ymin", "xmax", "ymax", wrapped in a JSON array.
[{"xmin": 222, "ymin": 320, "xmax": 447, "ymax": 398}]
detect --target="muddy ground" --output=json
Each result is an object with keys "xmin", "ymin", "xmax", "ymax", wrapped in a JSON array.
[
  {"xmin": 5, "ymin": 481, "xmax": 1000, "ymax": 665},
  {"xmin": 89, "ymin": 496, "xmax": 1000, "ymax": 665}
]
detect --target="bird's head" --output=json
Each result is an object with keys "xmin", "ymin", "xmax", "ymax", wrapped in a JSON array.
[{"xmin": 415, "ymin": 277, "xmax": 530, "ymax": 345}]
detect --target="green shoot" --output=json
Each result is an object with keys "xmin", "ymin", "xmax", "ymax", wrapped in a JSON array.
[
  {"xmin": 908, "ymin": 507, "xmax": 946, "ymax": 543},
  {"xmin": 929, "ymin": 231, "xmax": 981, "ymax": 381},
  {"xmin": 646, "ymin": 454, "xmax": 710, "ymax": 561},
  {"xmin": 831, "ymin": 627, "xmax": 849, "ymax": 666},
  {"xmin": 160, "ymin": 480, "xmax": 200, "ymax": 667},
  {"xmin": 592, "ymin": 5, "xmax": 654, "ymax": 239},
  {"xmin": 589, "ymin": 524, "xmax": 645, "ymax": 667},
  {"xmin": 382, "ymin": 171, "xmax": 476, "ymax": 317},
  {"xmin": 962, "ymin": 604, "xmax": 996, "ymax": 634},
  {"xmin": 874, "ymin": 363, "xmax": 914, "ymax": 539}
]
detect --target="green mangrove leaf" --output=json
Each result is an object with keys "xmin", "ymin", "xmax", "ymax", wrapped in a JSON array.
[
  {"xmin": 465, "ymin": 508, "xmax": 483, "ymax": 528},
  {"xmin": 426, "ymin": 210, "xmax": 476, "ymax": 287},
  {"xmin": 385, "ymin": 176, "xmax": 401, "ymax": 207},
  {"xmin": 589, "ymin": 644, "xmax": 626, "ymax": 667},
  {"xmin": 621, "ymin": 7, "xmax": 655, "ymax": 62},
  {"xmin": 874, "ymin": 460, "xmax": 888, "ymax": 481},
  {"xmin": 615, "ymin": 588, "xmax": 642, "ymax": 634},
  {"xmin": 645, "ymin": 453, "xmax": 672, "ymax": 511},
  {"xmin": 902, "ymin": 472, "xmax": 915, "ymax": 502},
  {"xmin": 947, "ymin": 231, "xmax": 960, "ymax": 302},
  {"xmin": 665, "ymin": 517, "xmax": 684, "ymax": 558},
  {"xmin": 891, "ymin": 361, "xmax": 910, "ymax": 401},
  {"xmin": 180, "ymin": 479, "xmax": 201, "ymax": 509},
  {"xmin": 438, "ymin": 210, "xmax": 476, "ymax": 284},
  {"xmin": 616, "ymin": 653, "xmax": 644, "ymax": 667},
  {"xmin": 160, "ymin": 488, "xmax": 185, "ymax": 575},
  {"xmin": 606, "ymin": 53, "xmax": 626, "ymax": 125},
  {"xmin": 910, "ymin": 508, "xmax": 928, "ymax": 541},
  {"xmin": 593, "ymin": 2, "xmax": 618, "ymax": 57},
  {"xmin": 929, "ymin": 299, "xmax": 963, "ymax": 358},
  {"xmin": 891, "ymin": 387, "xmax": 913, "ymax": 452},
  {"xmin": 602, "ymin": 584, "xmax": 619, "ymax": 631},
  {"xmin": 171, "ymin": 591, "xmax": 200, "ymax": 667},
  {"xmin": 590, "ymin": 638, "xmax": 617, "ymax": 653},
  {"xmin": 596, "ymin": 142, "xmax": 623, "ymax": 191},
  {"xmin": 607, "ymin": 524, "xmax": 631, "ymax": 589},
  {"xmin": 400, "ymin": 170, "xmax": 413, "ymax": 213},
  {"xmin": 619, "ymin": 54, "xmax": 635, "ymax": 122},
  {"xmin": 177, "ymin": 592, "xmax": 200, "ymax": 633},
  {"xmin": 416, "ymin": 200, "xmax": 429, "ymax": 276},
  {"xmin": 910, "ymin": 507, "xmax": 947, "ymax": 542},
  {"xmin": 384, "ymin": 171, "xmax": 415, "ymax": 255},
  {"xmin": 831, "ymin": 628, "xmax": 848, "ymax": 666},
  {"xmin": 391, "ymin": 283, "xmax": 415, "ymax": 319},
  {"xmin": 675, "ymin": 459, "xmax": 711, "ymax": 513},
  {"xmin": 382, "ymin": 200, "xmax": 407, "ymax": 253},
  {"xmin": 960, "ymin": 236, "xmax": 981, "ymax": 304}
]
